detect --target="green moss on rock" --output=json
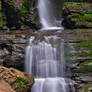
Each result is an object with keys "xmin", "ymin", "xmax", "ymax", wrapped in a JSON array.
[
  {"xmin": 76, "ymin": 40, "xmax": 92, "ymax": 57},
  {"xmin": 63, "ymin": 2, "xmax": 92, "ymax": 28},
  {"xmin": 79, "ymin": 62, "xmax": 92, "ymax": 73},
  {"xmin": 0, "ymin": 66, "xmax": 34, "ymax": 92},
  {"xmin": 16, "ymin": 77, "xmax": 29, "ymax": 86},
  {"xmin": 84, "ymin": 84, "xmax": 92, "ymax": 92},
  {"xmin": 1, "ymin": 0, "xmax": 38, "ymax": 30},
  {"xmin": 0, "ymin": 0, "xmax": 6, "ymax": 29}
]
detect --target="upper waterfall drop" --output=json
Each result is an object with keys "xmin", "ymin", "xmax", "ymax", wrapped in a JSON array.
[{"xmin": 37, "ymin": 0, "xmax": 64, "ymax": 30}]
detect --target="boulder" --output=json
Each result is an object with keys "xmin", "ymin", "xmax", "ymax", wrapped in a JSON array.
[
  {"xmin": 0, "ymin": 80, "xmax": 15, "ymax": 92},
  {"xmin": 0, "ymin": 65, "xmax": 34, "ymax": 92}
]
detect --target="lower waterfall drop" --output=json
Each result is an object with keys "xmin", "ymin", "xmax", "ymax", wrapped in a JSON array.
[{"xmin": 25, "ymin": 35, "xmax": 75, "ymax": 92}]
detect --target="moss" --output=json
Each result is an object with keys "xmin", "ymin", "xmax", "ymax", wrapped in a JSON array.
[
  {"xmin": 84, "ymin": 84, "xmax": 92, "ymax": 92},
  {"xmin": 75, "ymin": 40, "xmax": 92, "ymax": 73},
  {"xmin": 77, "ymin": 59, "xmax": 92, "ymax": 73},
  {"xmin": 21, "ymin": 0, "xmax": 31, "ymax": 14},
  {"xmin": 11, "ymin": 26, "xmax": 17, "ymax": 30},
  {"xmin": 20, "ymin": 0, "xmax": 31, "ymax": 22},
  {"xmin": 16, "ymin": 77, "xmax": 29, "ymax": 86},
  {"xmin": 76, "ymin": 40, "xmax": 92, "ymax": 57},
  {"xmin": 14, "ymin": 77, "xmax": 31, "ymax": 92},
  {"xmin": 63, "ymin": 2, "xmax": 92, "ymax": 28},
  {"xmin": 21, "ymin": 0, "xmax": 31, "ymax": 11},
  {"xmin": 0, "ymin": 1, "xmax": 3, "ymax": 28},
  {"xmin": 84, "ymin": 13, "xmax": 92, "ymax": 17},
  {"xmin": 21, "ymin": 5, "xmax": 28, "ymax": 14},
  {"xmin": 79, "ymin": 65, "xmax": 92, "ymax": 73},
  {"xmin": 2, "ymin": 0, "xmax": 33, "ymax": 29},
  {"xmin": 69, "ymin": 13, "xmax": 92, "ymax": 28}
]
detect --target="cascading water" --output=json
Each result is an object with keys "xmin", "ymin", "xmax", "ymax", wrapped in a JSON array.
[
  {"xmin": 25, "ymin": 0, "xmax": 75, "ymax": 92},
  {"xmin": 25, "ymin": 35, "xmax": 75, "ymax": 92},
  {"xmin": 25, "ymin": 37, "xmax": 65, "ymax": 77},
  {"xmin": 37, "ymin": 0, "xmax": 63, "ymax": 30}
]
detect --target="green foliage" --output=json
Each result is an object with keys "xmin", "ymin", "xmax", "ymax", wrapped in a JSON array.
[
  {"xmin": 70, "ymin": 13, "xmax": 92, "ymax": 27},
  {"xmin": 84, "ymin": 13, "xmax": 92, "ymax": 17},
  {"xmin": 63, "ymin": 2, "xmax": 92, "ymax": 28},
  {"xmin": 16, "ymin": 77, "xmax": 29, "ymax": 86},
  {"xmin": 84, "ymin": 84, "xmax": 92, "ymax": 92},
  {"xmin": 20, "ymin": 0, "xmax": 32, "ymax": 24},
  {"xmin": 10, "ymin": 26, "xmax": 17, "ymax": 30},
  {"xmin": 21, "ymin": 0, "xmax": 31, "ymax": 14},
  {"xmin": 21, "ymin": 5, "xmax": 28, "ymax": 13}
]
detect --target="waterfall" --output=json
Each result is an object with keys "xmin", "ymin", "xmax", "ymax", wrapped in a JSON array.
[
  {"xmin": 37, "ymin": 0, "xmax": 64, "ymax": 30},
  {"xmin": 25, "ymin": 35, "xmax": 75, "ymax": 92},
  {"xmin": 25, "ymin": 36, "xmax": 65, "ymax": 77},
  {"xmin": 25, "ymin": 0, "xmax": 74, "ymax": 92}
]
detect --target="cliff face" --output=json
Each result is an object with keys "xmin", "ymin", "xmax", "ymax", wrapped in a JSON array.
[
  {"xmin": 62, "ymin": 2, "xmax": 92, "ymax": 29},
  {"xmin": 0, "ymin": 0, "xmax": 38, "ymax": 30},
  {"xmin": 64, "ymin": 29, "xmax": 92, "ymax": 92}
]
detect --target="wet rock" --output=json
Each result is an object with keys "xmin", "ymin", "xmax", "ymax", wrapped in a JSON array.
[
  {"xmin": 80, "ymin": 76, "xmax": 92, "ymax": 83},
  {"xmin": 88, "ymin": 87, "xmax": 92, "ymax": 92}
]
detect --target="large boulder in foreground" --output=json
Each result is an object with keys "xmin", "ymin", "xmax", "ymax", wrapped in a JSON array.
[
  {"xmin": 0, "ymin": 65, "xmax": 34, "ymax": 92},
  {"xmin": 0, "ymin": 80, "xmax": 15, "ymax": 92},
  {"xmin": 62, "ymin": 2, "xmax": 92, "ymax": 28}
]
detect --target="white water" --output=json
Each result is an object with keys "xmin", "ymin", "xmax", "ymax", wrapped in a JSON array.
[
  {"xmin": 25, "ymin": 36, "xmax": 75, "ymax": 92},
  {"xmin": 32, "ymin": 78, "xmax": 67, "ymax": 92},
  {"xmin": 25, "ymin": 0, "xmax": 74, "ymax": 91},
  {"xmin": 25, "ymin": 37, "xmax": 65, "ymax": 77},
  {"xmin": 37, "ymin": 0, "xmax": 63, "ymax": 30}
]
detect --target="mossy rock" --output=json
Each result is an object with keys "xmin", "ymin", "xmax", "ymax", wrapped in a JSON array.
[
  {"xmin": 79, "ymin": 60, "xmax": 92, "ymax": 73},
  {"xmin": 69, "ymin": 13, "xmax": 92, "ymax": 28},
  {"xmin": 0, "ymin": 1, "xmax": 3, "ymax": 28},
  {"xmin": 1, "ymin": 0, "xmax": 38, "ymax": 30},
  {"xmin": 84, "ymin": 84, "xmax": 92, "ymax": 92},
  {"xmin": 76, "ymin": 40, "xmax": 92, "ymax": 57},
  {"xmin": 0, "ymin": 0, "xmax": 6, "ymax": 29},
  {"xmin": 62, "ymin": 2, "xmax": 92, "ymax": 28},
  {"xmin": 74, "ymin": 40, "xmax": 92, "ymax": 74},
  {"xmin": 0, "ymin": 65, "xmax": 34, "ymax": 92}
]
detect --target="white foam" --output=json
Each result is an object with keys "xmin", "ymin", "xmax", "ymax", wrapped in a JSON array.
[{"xmin": 41, "ymin": 26, "xmax": 64, "ymax": 31}]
